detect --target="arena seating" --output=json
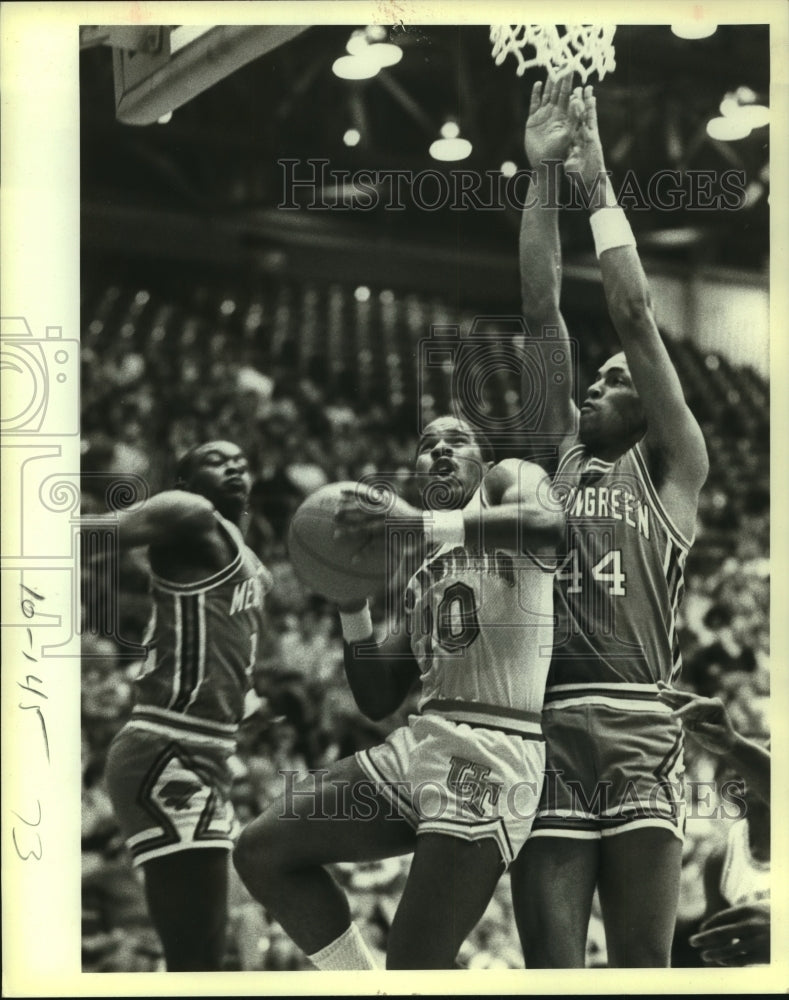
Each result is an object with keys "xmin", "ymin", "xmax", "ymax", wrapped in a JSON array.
[{"xmin": 80, "ymin": 268, "xmax": 769, "ymax": 970}]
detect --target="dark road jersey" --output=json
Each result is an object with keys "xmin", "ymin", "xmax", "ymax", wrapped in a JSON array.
[
  {"xmin": 546, "ymin": 442, "xmax": 691, "ymax": 709},
  {"xmin": 132, "ymin": 512, "xmax": 272, "ymax": 746}
]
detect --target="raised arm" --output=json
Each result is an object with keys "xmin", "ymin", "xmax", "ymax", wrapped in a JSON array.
[
  {"xmin": 116, "ymin": 489, "xmax": 217, "ymax": 549},
  {"xmin": 519, "ymin": 75, "xmax": 578, "ymax": 456},
  {"xmin": 566, "ymin": 88, "xmax": 709, "ymax": 504}
]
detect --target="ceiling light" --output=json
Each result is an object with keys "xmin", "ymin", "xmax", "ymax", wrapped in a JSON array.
[
  {"xmin": 346, "ymin": 30, "xmax": 369, "ymax": 56},
  {"xmin": 343, "ymin": 128, "xmax": 361, "ymax": 147},
  {"xmin": 735, "ymin": 85, "xmax": 758, "ymax": 104},
  {"xmin": 430, "ymin": 137, "xmax": 472, "ymax": 161},
  {"xmin": 345, "ymin": 29, "xmax": 402, "ymax": 68},
  {"xmin": 369, "ymin": 43, "xmax": 403, "ymax": 68},
  {"xmin": 719, "ymin": 94, "xmax": 740, "ymax": 118},
  {"xmin": 739, "ymin": 104, "xmax": 769, "ymax": 129},
  {"xmin": 642, "ymin": 227, "xmax": 705, "ymax": 248},
  {"xmin": 671, "ymin": 23, "xmax": 717, "ymax": 40},
  {"xmin": 500, "ymin": 160, "xmax": 518, "ymax": 177},
  {"xmin": 715, "ymin": 88, "xmax": 769, "ymax": 137},
  {"xmin": 706, "ymin": 116, "xmax": 752, "ymax": 141},
  {"xmin": 332, "ymin": 54, "xmax": 380, "ymax": 80},
  {"xmin": 440, "ymin": 120, "xmax": 460, "ymax": 139}
]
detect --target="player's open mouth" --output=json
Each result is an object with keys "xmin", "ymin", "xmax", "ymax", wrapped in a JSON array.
[{"xmin": 430, "ymin": 458, "xmax": 457, "ymax": 476}]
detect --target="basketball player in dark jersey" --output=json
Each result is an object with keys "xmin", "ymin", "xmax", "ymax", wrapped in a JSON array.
[
  {"xmin": 509, "ymin": 77, "xmax": 709, "ymax": 966},
  {"xmin": 104, "ymin": 440, "xmax": 274, "ymax": 970}
]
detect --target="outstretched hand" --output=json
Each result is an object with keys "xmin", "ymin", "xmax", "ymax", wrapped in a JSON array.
[
  {"xmin": 564, "ymin": 85, "xmax": 607, "ymax": 197},
  {"xmin": 689, "ymin": 903, "xmax": 770, "ymax": 966},
  {"xmin": 656, "ymin": 682, "xmax": 738, "ymax": 754},
  {"xmin": 524, "ymin": 73, "xmax": 577, "ymax": 166}
]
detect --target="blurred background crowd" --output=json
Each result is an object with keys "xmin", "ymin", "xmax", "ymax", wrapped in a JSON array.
[{"xmin": 80, "ymin": 271, "xmax": 769, "ymax": 971}]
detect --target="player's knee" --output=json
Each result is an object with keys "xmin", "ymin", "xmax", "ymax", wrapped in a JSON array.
[{"xmin": 233, "ymin": 814, "xmax": 283, "ymax": 900}]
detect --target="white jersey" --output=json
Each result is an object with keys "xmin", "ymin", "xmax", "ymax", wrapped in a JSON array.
[
  {"xmin": 720, "ymin": 819, "xmax": 770, "ymax": 908},
  {"xmin": 404, "ymin": 485, "xmax": 555, "ymax": 739}
]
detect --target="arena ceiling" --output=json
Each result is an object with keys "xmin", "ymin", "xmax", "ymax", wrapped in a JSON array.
[{"xmin": 80, "ymin": 23, "xmax": 771, "ymax": 281}]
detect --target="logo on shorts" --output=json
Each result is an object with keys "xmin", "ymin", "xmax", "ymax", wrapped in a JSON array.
[
  {"xmin": 159, "ymin": 779, "xmax": 202, "ymax": 810},
  {"xmin": 447, "ymin": 756, "xmax": 502, "ymax": 818}
]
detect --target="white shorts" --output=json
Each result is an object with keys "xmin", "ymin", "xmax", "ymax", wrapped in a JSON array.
[{"xmin": 356, "ymin": 712, "xmax": 545, "ymax": 867}]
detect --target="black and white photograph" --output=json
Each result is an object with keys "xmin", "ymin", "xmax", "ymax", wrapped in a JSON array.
[{"xmin": 2, "ymin": 2, "xmax": 787, "ymax": 994}]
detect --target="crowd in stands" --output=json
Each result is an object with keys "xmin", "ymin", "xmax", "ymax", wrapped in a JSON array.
[{"xmin": 80, "ymin": 273, "xmax": 769, "ymax": 971}]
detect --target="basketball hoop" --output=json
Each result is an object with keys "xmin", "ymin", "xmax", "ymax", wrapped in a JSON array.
[{"xmin": 490, "ymin": 24, "xmax": 617, "ymax": 82}]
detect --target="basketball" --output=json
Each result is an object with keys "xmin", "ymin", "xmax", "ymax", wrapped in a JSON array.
[{"xmin": 287, "ymin": 481, "xmax": 392, "ymax": 604}]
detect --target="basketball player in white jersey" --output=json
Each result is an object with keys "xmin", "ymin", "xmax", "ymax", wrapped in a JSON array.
[
  {"xmin": 105, "ymin": 440, "xmax": 274, "ymax": 970},
  {"xmin": 509, "ymin": 77, "xmax": 709, "ymax": 966},
  {"xmin": 233, "ymin": 416, "xmax": 564, "ymax": 968}
]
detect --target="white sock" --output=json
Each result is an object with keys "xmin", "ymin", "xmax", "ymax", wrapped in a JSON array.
[{"xmin": 306, "ymin": 922, "xmax": 377, "ymax": 970}]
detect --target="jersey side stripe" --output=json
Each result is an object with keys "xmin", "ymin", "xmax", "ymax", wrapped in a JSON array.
[
  {"xmin": 171, "ymin": 594, "xmax": 201, "ymax": 713},
  {"xmin": 662, "ymin": 535, "xmax": 672, "ymax": 575},
  {"xmin": 185, "ymin": 592, "xmax": 207, "ymax": 712},
  {"xmin": 166, "ymin": 593, "xmax": 183, "ymax": 710},
  {"xmin": 632, "ymin": 443, "xmax": 692, "ymax": 551}
]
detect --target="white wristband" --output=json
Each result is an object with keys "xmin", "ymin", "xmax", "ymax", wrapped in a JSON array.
[
  {"xmin": 423, "ymin": 509, "xmax": 465, "ymax": 548},
  {"xmin": 589, "ymin": 207, "xmax": 636, "ymax": 258},
  {"xmin": 339, "ymin": 602, "xmax": 373, "ymax": 643}
]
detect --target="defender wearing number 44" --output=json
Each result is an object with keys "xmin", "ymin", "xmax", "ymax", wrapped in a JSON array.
[
  {"xmin": 234, "ymin": 416, "xmax": 565, "ymax": 969},
  {"xmin": 510, "ymin": 77, "xmax": 709, "ymax": 966},
  {"xmin": 105, "ymin": 441, "xmax": 274, "ymax": 971}
]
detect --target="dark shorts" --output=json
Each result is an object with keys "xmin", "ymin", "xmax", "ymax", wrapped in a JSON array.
[
  {"xmin": 105, "ymin": 723, "xmax": 236, "ymax": 867},
  {"xmin": 530, "ymin": 702, "xmax": 685, "ymax": 842}
]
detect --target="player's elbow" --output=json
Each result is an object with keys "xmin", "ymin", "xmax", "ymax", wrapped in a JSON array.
[
  {"xmin": 358, "ymin": 698, "xmax": 394, "ymax": 723},
  {"xmin": 350, "ymin": 682, "xmax": 396, "ymax": 722}
]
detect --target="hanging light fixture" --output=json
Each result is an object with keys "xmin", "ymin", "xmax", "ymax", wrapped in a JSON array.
[
  {"xmin": 332, "ymin": 52, "xmax": 380, "ymax": 80},
  {"xmin": 333, "ymin": 27, "xmax": 402, "ymax": 79},
  {"xmin": 708, "ymin": 87, "xmax": 770, "ymax": 141},
  {"xmin": 706, "ymin": 116, "xmax": 752, "ymax": 141},
  {"xmin": 429, "ymin": 120, "xmax": 472, "ymax": 161},
  {"xmin": 671, "ymin": 23, "xmax": 717, "ymax": 40}
]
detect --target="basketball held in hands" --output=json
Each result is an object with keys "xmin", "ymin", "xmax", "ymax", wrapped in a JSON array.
[{"xmin": 287, "ymin": 481, "xmax": 399, "ymax": 604}]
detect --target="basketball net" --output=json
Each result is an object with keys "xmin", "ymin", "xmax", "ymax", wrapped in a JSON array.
[{"xmin": 490, "ymin": 24, "xmax": 617, "ymax": 82}]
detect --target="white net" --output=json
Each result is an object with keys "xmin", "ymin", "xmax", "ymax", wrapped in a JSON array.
[{"xmin": 490, "ymin": 24, "xmax": 617, "ymax": 82}]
